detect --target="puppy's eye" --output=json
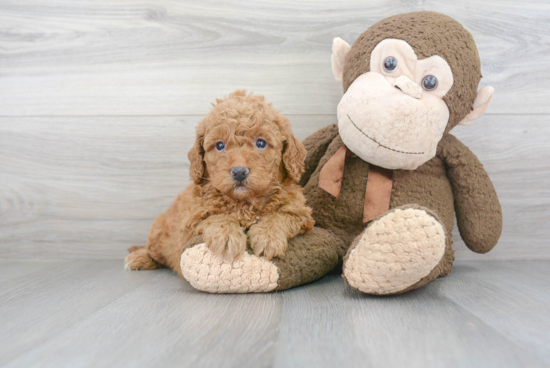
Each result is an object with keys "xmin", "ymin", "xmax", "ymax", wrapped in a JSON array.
[
  {"xmin": 255, "ymin": 139, "xmax": 267, "ymax": 150},
  {"xmin": 383, "ymin": 56, "xmax": 398, "ymax": 73},
  {"xmin": 215, "ymin": 141, "xmax": 225, "ymax": 151},
  {"xmin": 421, "ymin": 75, "xmax": 438, "ymax": 91}
]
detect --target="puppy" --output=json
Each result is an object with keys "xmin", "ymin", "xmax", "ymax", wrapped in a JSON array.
[{"xmin": 125, "ymin": 90, "xmax": 315, "ymax": 276}]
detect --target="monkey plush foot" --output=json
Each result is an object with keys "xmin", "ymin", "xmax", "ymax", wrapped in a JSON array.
[
  {"xmin": 342, "ymin": 207, "xmax": 446, "ymax": 295},
  {"xmin": 180, "ymin": 243, "xmax": 279, "ymax": 293},
  {"xmin": 180, "ymin": 227, "xmax": 341, "ymax": 293}
]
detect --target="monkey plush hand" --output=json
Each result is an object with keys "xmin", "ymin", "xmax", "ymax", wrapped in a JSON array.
[{"xmin": 298, "ymin": 11, "xmax": 503, "ymax": 294}]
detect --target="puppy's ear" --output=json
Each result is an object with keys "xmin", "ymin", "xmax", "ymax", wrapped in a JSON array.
[
  {"xmin": 188, "ymin": 125, "xmax": 206, "ymax": 184},
  {"xmin": 282, "ymin": 126, "xmax": 307, "ymax": 182}
]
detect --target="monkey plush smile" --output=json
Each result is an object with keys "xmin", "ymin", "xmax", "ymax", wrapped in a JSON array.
[
  {"xmin": 337, "ymin": 39, "xmax": 453, "ymax": 170},
  {"xmin": 345, "ymin": 114, "xmax": 425, "ymax": 155}
]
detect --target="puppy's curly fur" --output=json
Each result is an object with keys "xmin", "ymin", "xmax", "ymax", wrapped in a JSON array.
[{"xmin": 125, "ymin": 91, "xmax": 314, "ymax": 276}]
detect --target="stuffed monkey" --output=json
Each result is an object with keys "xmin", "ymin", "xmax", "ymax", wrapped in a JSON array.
[{"xmin": 181, "ymin": 11, "xmax": 502, "ymax": 295}]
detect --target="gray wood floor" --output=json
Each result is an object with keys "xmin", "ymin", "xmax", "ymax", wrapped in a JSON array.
[{"xmin": 0, "ymin": 259, "xmax": 548, "ymax": 368}]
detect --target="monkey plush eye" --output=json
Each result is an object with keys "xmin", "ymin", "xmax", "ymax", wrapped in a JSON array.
[
  {"xmin": 255, "ymin": 139, "xmax": 267, "ymax": 149},
  {"xmin": 421, "ymin": 75, "xmax": 438, "ymax": 91},
  {"xmin": 383, "ymin": 56, "xmax": 398, "ymax": 73},
  {"xmin": 215, "ymin": 141, "xmax": 225, "ymax": 151}
]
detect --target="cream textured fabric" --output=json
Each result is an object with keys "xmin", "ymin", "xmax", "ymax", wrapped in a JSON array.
[
  {"xmin": 458, "ymin": 86, "xmax": 494, "ymax": 126},
  {"xmin": 343, "ymin": 208, "xmax": 446, "ymax": 295},
  {"xmin": 337, "ymin": 71, "xmax": 450, "ymax": 170},
  {"xmin": 370, "ymin": 39, "xmax": 454, "ymax": 98},
  {"xmin": 331, "ymin": 37, "xmax": 351, "ymax": 83},
  {"xmin": 180, "ymin": 243, "xmax": 279, "ymax": 293},
  {"xmin": 393, "ymin": 75, "xmax": 422, "ymax": 99}
]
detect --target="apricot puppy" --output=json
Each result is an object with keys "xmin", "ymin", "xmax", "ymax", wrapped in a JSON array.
[{"xmin": 125, "ymin": 90, "xmax": 314, "ymax": 276}]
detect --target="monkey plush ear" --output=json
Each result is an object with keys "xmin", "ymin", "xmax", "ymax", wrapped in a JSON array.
[
  {"xmin": 331, "ymin": 37, "xmax": 351, "ymax": 83},
  {"xmin": 459, "ymin": 86, "xmax": 494, "ymax": 126}
]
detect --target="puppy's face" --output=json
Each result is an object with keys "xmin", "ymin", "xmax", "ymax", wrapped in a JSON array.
[
  {"xmin": 203, "ymin": 120, "xmax": 283, "ymax": 200},
  {"xmin": 188, "ymin": 92, "xmax": 306, "ymax": 201}
]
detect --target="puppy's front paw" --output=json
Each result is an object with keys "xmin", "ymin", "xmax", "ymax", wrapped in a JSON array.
[
  {"xmin": 248, "ymin": 225, "xmax": 288, "ymax": 261},
  {"xmin": 203, "ymin": 223, "xmax": 247, "ymax": 261}
]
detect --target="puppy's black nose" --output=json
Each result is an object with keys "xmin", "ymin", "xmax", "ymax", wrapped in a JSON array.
[{"xmin": 231, "ymin": 167, "xmax": 249, "ymax": 182}]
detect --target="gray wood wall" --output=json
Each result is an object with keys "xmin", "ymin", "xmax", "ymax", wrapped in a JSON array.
[{"xmin": 1, "ymin": 0, "xmax": 549, "ymax": 260}]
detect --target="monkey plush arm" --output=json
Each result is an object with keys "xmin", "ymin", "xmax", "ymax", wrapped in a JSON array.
[
  {"xmin": 438, "ymin": 134, "xmax": 502, "ymax": 253},
  {"xmin": 299, "ymin": 124, "xmax": 340, "ymax": 186}
]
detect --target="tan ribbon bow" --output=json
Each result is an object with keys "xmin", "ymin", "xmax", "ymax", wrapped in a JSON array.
[{"xmin": 319, "ymin": 145, "xmax": 394, "ymax": 223}]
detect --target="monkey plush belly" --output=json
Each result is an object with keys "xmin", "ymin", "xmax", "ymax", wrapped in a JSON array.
[
  {"xmin": 304, "ymin": 155, "xmax": 371, "ymax": 249},
  {"xmin": 305, "ymin": 152, "xmax": 455, "ymax": 251},
  {"xmin": 391, "ymin": 157, "xmax": 455, "ymax": 237}
]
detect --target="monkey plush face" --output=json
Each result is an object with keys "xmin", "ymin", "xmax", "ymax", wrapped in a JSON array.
[
  {"xmin": 332, "ymin": 12, "xmax": 494, "ymax": 170},
  {"xmin": 338, "ymin": 39, "xmax": 454, "ymax": 169}
]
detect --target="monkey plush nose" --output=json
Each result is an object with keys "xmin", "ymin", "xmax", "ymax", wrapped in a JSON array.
[
  {"xmin": 394, "ymin": 75, "xmax": 422, "ymax": 99},
  {"xmin": 231, "ymin": 167, "xmax": 250, "ymax": 182}
]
